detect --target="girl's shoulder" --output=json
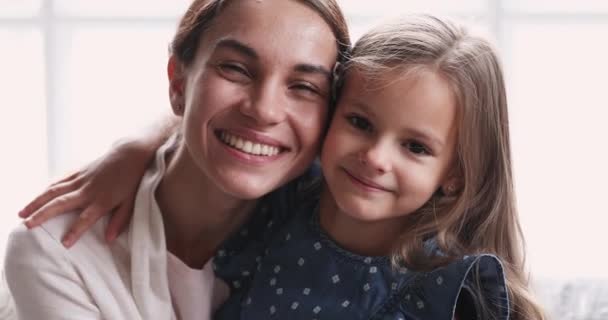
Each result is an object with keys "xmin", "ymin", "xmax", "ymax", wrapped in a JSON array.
[{"xmin": 372, "ymin": 254, "xmax": 510, "ymax": 320}]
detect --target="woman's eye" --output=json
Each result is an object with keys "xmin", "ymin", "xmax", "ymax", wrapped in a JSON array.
[
  {"xmin": 347, "ymin": 115, "xmax": 372, "ymax": 132},
  {"xmin": 218, "ymin": 63, "xmax": 250, "ymax": 80},
  {"xmin": 404, "ymin": 141, "xmax": 429, "ymax": 155},
  {"xmin": 292, "ymin": 83, "xmax": 320, "ymax": 96}
]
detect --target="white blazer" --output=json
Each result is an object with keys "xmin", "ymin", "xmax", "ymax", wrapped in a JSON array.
[{"xmin": 4, "ymin": 139, "xmax": 181, "ymax": 320}]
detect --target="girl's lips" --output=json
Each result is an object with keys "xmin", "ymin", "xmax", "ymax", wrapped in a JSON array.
[{"xmin": 342, "ymin": 168, "xmax": 392, "ymax": 192}]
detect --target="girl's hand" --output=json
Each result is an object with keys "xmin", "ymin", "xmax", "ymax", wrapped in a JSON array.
[
  {"xmin": 18, "ymin": 116, "xmax": 178, "ymax": 248},
  {"xmin": 18, "ymin": 139, "xmax": 154, "ymax": 247}
]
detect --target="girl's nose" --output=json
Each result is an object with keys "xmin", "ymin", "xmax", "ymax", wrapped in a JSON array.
[{"xmin": 359, "ymin": 141, "xmax": 392, "ymax": 174}]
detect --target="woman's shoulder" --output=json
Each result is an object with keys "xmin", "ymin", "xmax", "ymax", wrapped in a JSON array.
[
  {"xmin": 4, "ymin": 212, "xmax": 117, "ymax": 273},
  {"xmin": 3, "ymin": 212, "xmax": 147, "ymax": 319},
  {"xmin": 372, "ymin": 254, "xmax": 510, "ymax": 320}
]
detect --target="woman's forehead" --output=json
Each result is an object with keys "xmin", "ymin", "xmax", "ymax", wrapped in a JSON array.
[
  {"xmin": 215, "ymin": 0, "xmax": 334, "ymax": 37},
  {"xmin": 198, "ymin": 0, "xmax": 338, "ymax": 66}
]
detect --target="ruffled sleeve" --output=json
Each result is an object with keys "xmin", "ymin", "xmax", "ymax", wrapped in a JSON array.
[{"xmin": 371, "ymin": 254, "xmax": 510, "ymax": 320}]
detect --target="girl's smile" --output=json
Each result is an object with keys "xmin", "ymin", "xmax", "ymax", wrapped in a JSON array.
[{"xmin": 341, "ymin": 167, "xmax": 394, "ymax": 193}]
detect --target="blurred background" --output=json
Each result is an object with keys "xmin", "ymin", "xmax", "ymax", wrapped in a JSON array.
[{"xmin": 1, "ymin": 0, "xmax": 607, "ymax": 311}]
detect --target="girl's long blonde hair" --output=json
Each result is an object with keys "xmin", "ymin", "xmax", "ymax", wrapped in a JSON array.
[{"xmin": 345, "ymin": 14, "xmax": 545, "ymax": 320}]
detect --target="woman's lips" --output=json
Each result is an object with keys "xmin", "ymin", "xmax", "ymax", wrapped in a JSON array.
[{"xmin": 214, "ymin": 129, "xmax": 289, "ymax": 164}]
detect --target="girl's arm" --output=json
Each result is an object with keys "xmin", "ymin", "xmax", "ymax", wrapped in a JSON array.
[{"xmin": 18, "ymin": 115, "xmax": 179, "ymax": 247}]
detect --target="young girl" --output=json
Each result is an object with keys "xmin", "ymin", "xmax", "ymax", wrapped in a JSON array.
[{"xmin": 19, "ymin": 14, "xmax": 545, "ymax": 320}]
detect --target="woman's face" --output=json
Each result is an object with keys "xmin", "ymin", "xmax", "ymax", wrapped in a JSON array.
[{"xmin": 171, "ymin": 0, "xmax": 338, "ymax": 199}]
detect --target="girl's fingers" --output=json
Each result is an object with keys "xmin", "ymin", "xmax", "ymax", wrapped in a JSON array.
[
  {"xmin": 49, "ymin": 170, "xmax": 81, "ymax": 187},
  {"xmin": 61, "ymin": 204, "xmax": 108, "ymax": 248},
  {"xmin": 105, "ymin": 199, "xmax": 135, "ymax": 243},
  {"xmin": 19, "ymin": 180, "xmax": 80, "ymax": 218},
  {"xmin": 23, "ymin": 191, "xmax": 86, "ymax": 228}
]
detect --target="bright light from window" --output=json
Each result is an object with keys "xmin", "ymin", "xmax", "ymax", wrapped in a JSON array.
[
  {"xmin": 505, "ymin": 0, "xmax": 608, "ymax": 14},
  {"xmin": 53, "ymin": 0, "xmax": 191, "ymax": 18},
  {"xmin": 0, "ymin": 0, "xmax": 41, "ymax": 17},
  {"xmin": 51, "ymin": 24, "xmax": 175, "ymax": 175},
  {"xmin": 507, "ymin": 22, "xmax": 608, "ymax": 277},
  {"xmin": 0, "ymin": 28, "xmax": 47, "ymax": 259}
]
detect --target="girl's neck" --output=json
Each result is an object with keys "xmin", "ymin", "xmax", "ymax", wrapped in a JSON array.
[
  {"xmin": 156, "ymin": 143, "xmax": 257, "ymax": 269},
  {"xmin": 318, "ymin": 185, "xmax": 407, "ymax": 257}
]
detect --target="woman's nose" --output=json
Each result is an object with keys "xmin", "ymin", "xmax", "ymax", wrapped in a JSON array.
[{"xmin": 239, "ymin": 83, "xmax": 287, "ymax": 126}]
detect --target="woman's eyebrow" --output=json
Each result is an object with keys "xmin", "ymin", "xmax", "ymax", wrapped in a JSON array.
[
  {"xmin": 294, "ymin": 64, "xmax": 332, "ymax": 81},
  {"xmin": 214, "ymin": 38, "xmax": 258, "ymax": 59},
  {"xmin": 214, "ymin": 37, "xmax": 331, "ymax": 80}
]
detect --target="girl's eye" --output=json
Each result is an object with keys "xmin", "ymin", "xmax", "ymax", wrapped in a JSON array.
[
  {"xmin": 403, "ymin": 141, "xmax": 430, "ymax": 155},
  {"xmin": 347, "ymin": 115, "xmax": 372, "ymax": 132}
]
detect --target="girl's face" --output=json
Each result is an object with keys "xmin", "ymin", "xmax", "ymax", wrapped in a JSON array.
[
  {"xmin": 170, "ymin": 0, "xmax": 338, "ymax": 199},
  {"xmin": 321, "ymin": 68, "xmax": 459, "ymax": 223}
]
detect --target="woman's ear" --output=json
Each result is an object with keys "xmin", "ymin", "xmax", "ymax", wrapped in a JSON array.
[{"xmin": 168, "ymin": 56, "xmax": 186, "ymax": 116}]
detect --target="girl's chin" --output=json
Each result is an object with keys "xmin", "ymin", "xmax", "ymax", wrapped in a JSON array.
[{"xmin": 334, "ymin": 200, "xmax": 386, "ymax": 222}]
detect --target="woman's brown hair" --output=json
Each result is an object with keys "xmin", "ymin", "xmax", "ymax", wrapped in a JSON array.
[{"xmin": 170, "ymin": 0, "xmax": 351, "ymax": 67}]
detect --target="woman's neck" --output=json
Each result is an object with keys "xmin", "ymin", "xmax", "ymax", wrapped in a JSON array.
[
  {"xmin": 156, "ymin": 143, "xmax": 257, "ymax": 269},
  {"xmin": 318, "ymin": 185, "xmax": 407, "ymax": 257}
]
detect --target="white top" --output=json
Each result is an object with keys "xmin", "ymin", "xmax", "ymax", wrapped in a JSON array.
[
  {"xmin": 4, "ymin": 137, "xmax": 227, "ymax": 320},
  {"xmin": 0, "ymin": 270, "xmax": 16, "ymax": 320},
  {"xmin": 167, "ymin": 253, "xmax": 229, "ymax": 320}
]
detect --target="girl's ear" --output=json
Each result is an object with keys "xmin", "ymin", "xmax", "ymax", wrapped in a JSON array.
[
  {"xmin": 441, "ymin": 167, "xmax": 463, "ymax": 196},
  {"xmin": 441, "ymin": 180, "xmax": 459, "ymax": 196},
  {"xmin": 168, "ymin": 55, "xmax": 186, "ymax": 116}
]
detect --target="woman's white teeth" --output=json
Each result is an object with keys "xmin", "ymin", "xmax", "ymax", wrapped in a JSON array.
[{"xmin": 220, "ymin": 132, "xmax": 280, "ymax": 156}]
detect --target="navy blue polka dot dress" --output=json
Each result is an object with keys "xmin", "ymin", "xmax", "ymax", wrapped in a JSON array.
[{"xmin": 212, "ymin": 174, "xmax": 510, "ymax": 320}]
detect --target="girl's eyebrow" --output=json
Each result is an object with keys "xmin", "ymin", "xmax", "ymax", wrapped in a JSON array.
[
  {"xmin": 352, "ymin": 100, "xmax": 444, "ymax": 149},
  {"xmin": 352, "ymin": 100, "xmax": 372, "ymax": 113},
  {"xmin": 403, "ymin": 127, "xmax": 444, "ymax": 150}
]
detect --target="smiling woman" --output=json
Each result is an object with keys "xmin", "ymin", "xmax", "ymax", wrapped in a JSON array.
[
  {"xmin": 165, "ymin": 0, "xmax": 338, "ymax": 200},
  {"xmin": 3, "ymin": 0, "xmax": 350, "ymax": 319}
]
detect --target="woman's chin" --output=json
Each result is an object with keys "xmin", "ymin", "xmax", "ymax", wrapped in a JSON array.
[{"xmin": 217, "ymin": 175, "xmax": 280, "ymax": 200}]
